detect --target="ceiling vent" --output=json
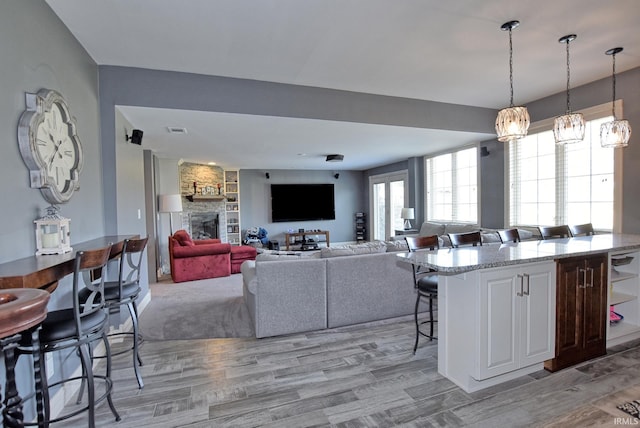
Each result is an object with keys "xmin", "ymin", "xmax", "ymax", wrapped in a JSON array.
[
  {"xmin": 167, "ymin": 127, "xmax": 188, "ymax": 134},
  {"xmin": 326, "ymin": 154, "xmax": 344, "ymax": 162}
]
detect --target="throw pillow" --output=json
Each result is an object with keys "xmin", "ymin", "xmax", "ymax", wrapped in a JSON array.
[
  {"xmin": 173, "ymin": 229, "xmax": 195, "ymax": 246},
  {"xmin": 418, "ymin": 222, "xmax": 446, "ymax": 237}
]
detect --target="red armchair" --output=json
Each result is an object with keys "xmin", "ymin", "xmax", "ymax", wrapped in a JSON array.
[{"xmin": 169, "ymin": 230, "xmax": 231, "ymax": 282}]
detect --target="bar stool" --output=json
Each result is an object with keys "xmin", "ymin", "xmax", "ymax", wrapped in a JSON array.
[
  {"xmin": 18, "ymin": 245, "xmax": 120, "ymax": 428},
  {"xmin": 405, "ymin": 235, "xmax": 439, "ymax": 354},
  {"xmin": 79, "ymin": 237, "xmax": 148, "ymax": 389},
  {"xmin": 538, "ymin": 225, "xmax": 571, "ymax": 239},
  {"xmin": 448, "ymin": 231, "xmax": 483, "ymax": 247},
  {"xmin": 498, "ymin": 228, "xmax": 521, "ymax": 243},
  {"xmin": 569, "ymin": 223, "xmax": 595, "ymax": 236},
  {"xmin": 0, "ymin": 289, "xmax": 49, "ymax": 428}
]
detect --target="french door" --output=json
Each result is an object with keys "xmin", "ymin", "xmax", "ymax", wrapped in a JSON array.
[{"xmin": 369, "ymin": 171, "xmax": 408, "ymax": 241}]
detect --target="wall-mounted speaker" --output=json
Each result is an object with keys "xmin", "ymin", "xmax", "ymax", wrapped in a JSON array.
[{"xmin": 126, "ymin": 129, "xmax": 144, "ymax": 145}]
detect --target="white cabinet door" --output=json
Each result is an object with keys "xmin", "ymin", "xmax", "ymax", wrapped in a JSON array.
[
  {"xmin": 476, "ymin": 262, "xmax": 555, "ymax": 380},
  {"xmin": 520, "ymin": 263, "xmax": 556, "ymax": 367},
  {"xmin": 477, "ymin": 267, "xmax": 519, "ymax": 380}
]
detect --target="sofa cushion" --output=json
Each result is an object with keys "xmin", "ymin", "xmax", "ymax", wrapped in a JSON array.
[
  {"xmin": 444, "ymin": 223, "xmax": 479, "ymax": 234},
  {"xmin": 418, "ymin": 222, "xmax": 446, "ymax": 237},
  {"xmin": 173, "ymin": 230, "xmax": 195, "ymax": 247},
  {"xmin": 384, "ymin": 240, "xmax": 409, "ymax": 252},
  {"xmin": 172, "ymin": 242, "xmax": 231, "ymax": 258},
  {"xmin": 320, "ymin": 242, "xmax": 387, "ymax": 258},
  {"xmin": 256, "ymin": 252, "xmax": 321, "ymax": 261}
]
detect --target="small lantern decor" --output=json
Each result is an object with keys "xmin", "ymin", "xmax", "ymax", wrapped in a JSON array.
[{"xmin": 34, "ymin": 205, "xmax": 72, "ymax": 255}]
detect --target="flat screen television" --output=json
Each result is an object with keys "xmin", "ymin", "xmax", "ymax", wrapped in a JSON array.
[{"xmin": 271, "ymin": 184, "xmax": 335, "ymax": 222}]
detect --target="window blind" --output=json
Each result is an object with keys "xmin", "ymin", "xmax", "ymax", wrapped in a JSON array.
[
  {"xmin": 508, "ymin": 102, "xmax": 617, "ymax": 230},
  {"xmin": 425, "ymin": 146, "xmax": 478, "ymax": 223}
]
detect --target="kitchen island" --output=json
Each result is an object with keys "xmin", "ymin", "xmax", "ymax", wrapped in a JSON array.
[{"xmin": 397, "ymin": 234, "xmax": 640, "ymax": 392}]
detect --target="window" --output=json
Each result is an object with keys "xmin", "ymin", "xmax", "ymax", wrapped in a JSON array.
[
  {"xmin": 425, "ymin": 146, "xmax": 478, "ymax": 223},
  {"xmin": 508, "ymin": 103, "xmax": 619, "ymax": 230}
]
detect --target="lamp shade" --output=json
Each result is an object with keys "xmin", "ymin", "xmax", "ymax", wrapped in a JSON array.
[
  {"xmin": 158, "ymin": 194, "xmax": 183, "ymax": 213},
  {"xmin": 401, "ymin": 208, "xmax": 415, "ymax": 220}
]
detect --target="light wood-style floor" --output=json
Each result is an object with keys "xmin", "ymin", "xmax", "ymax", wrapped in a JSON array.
[{"xmin": 59, "ymin": 317, "xmax": 640, "ymax": 427}]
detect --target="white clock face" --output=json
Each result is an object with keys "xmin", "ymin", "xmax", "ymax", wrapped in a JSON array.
[
  {"xmin": 35, "ymin": 103, "xmax": 78, "ymax": 193},
  {"xmin": 18, "ymin": 89, "xmax": 83, "ymax": 204}
]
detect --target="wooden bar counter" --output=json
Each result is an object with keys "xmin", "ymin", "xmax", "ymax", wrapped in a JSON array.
[{"xmin": 0, "ymin": 235, "xmax": 136, "ymax": 292}]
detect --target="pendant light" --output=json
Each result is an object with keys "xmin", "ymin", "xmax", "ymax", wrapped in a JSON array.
[
  {"xmin": 495, "ymin": 20, "xmax": 530, "ymax": 143},
  {"xmin": 600, "ymin": 47, "xmax": 632, "ymax": 148},
  {"xmin": 553, "ymin": 34, "xmax": 585, "ymax": 144}
]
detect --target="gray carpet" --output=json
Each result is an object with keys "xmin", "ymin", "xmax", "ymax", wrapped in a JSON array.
[{"xmin": 139, "ymin": 274, "xmax": 254, "ymax": 340}]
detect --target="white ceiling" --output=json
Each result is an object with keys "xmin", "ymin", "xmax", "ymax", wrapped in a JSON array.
[{"xmin": 46, "ymin": 0, "xmax": 640, "ymax": 170}]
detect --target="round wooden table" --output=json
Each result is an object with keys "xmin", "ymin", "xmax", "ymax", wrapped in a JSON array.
[{"xmin": 0, "ymin": 288, "xmax": 49, "ymax": 428}]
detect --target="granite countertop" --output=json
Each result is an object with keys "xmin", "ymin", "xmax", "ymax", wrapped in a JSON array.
[{"xmin": 396, "ymin": 234, "xmax": 640, "ymax": 274}]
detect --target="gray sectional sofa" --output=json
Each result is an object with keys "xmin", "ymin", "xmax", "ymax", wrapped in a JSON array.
[
  {"xmin": 241, "ymin": 241, "xmax": 416, "ymax": 338},
  {"xmin": 242, "ymin": 222, "xmax": 536, "ymax": 339}
]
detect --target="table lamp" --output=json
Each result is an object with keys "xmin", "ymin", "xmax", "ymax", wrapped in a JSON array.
[{"xmin": 401, "ymin": 208, "xmax": 415, "ymax": 230}]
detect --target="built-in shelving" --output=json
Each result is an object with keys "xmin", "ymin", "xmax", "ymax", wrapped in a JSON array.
[
  {"xmin": 607, "ymin": 251, "xmax": 640, "ymax": 347},
  {"xmin": 355, "ymin": 212, "xmax": 366, "ymax": 242},
  {"xmin": 224, "ymin": 170, "xmax": 241, "ymax": 245}
]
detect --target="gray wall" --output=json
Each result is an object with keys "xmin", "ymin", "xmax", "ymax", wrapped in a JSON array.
[
  {"xmin": 0, "ymin": 0, "xmax": 104, "ymax": 419},
  {"xmin": 240, "ymin": 169, "xmax": 365, "ymax": 244},
  {"xmin": 0, "ymin": 1, "xmax": 103, "ymax": 262}
]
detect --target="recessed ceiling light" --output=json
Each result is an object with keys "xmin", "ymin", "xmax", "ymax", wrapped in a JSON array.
[
  {"xmin": 297, "ymin": 153, "xmax": 307, "ymax": 156},
  {"xmin": 167, "ymin": 126, "xmax": 188, "ymax": 134}
]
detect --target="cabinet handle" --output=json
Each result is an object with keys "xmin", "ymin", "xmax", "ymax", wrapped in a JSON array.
[
  {"xmin": 517, "ymin": 274, "xmax": 524, "ymax": 297},
  {"xmin": 578, "ymin": 268, "xmax": 587, "ymax": 288},
  {"xmin": 523, "ymin": 273, "xmax": 530, "ymax": 296},
  {"xmin": 589, "ymin": 267, "xmax": 594, "ymax": 288}
]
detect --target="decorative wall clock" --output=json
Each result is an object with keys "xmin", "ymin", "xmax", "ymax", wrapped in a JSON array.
[{"xmin": 18, "ymin": 89, "xmax": 83, "ymax": 204}]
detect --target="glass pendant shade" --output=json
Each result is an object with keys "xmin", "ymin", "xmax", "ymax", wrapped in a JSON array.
[
  {"xmin": 600, "ymin": 119, "xmax": 631, "ymax": 148},
  {"xmin": 554, "ymin": 34, "xmax": 585, "ymax": 144},
  {"xmin": 600, "ymin": 47, "xmax": 632, "ymax": 148},
  {"xmin": 496, "ymin": 106, "xmax": 530, "ymax": 143},
  {"xmin": 553, "ymin": 113, "xmax": 585, "ymax": 144},
  {"xmin": 495, "ymin": 20, "xmax": 529, "ymax": 143}
]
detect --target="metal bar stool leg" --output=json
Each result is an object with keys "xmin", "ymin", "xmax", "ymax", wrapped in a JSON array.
[
  {"xmin": 131, "ymin": 301, "xmax": 144, "ymax": 367},
  {"xmin": 2, "ymin": 333, "xmax": 24, "ymax": 428},
  {"xmin": 127, "ymin": 302, "xmax": 144, "ymax": 388},
  {"xmin": 413, "ymin": 293, "xmax": 421, "ymax": 354},
  {"xmin": 102, "ymin": 332, "xmax": 121, "ymax": 421},
  {"xmin": 31, "ymin": 329, "xmax": 47, "ymax": 428},
  {"xmin": 429, "ymin": 295, "xmax": 435, "ymax": 340}
]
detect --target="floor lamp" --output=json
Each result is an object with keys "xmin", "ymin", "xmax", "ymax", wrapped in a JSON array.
[{"xmin": 158, "ymin": 194, "xmax": 183, "ymax": 235}]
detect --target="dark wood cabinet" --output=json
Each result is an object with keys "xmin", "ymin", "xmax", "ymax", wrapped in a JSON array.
[{"xmin": 545, "ymin": 253, "xmax": 608, "ymax": 372}]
